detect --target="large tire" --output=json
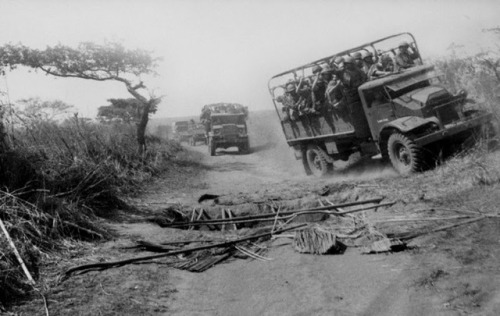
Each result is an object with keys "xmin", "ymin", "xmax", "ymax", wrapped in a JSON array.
[
  {"xmin": 387, "ymin": 132, "xmax": 423, "ymax": 175},
  {"xmin": 305, "ymin": 145, "xmax": 332, "ymax": 177},
  {"xmin": 208, "ymin": 139, "xmax": 216, "ymax": 156},
  {"xmin": 239, "ymin": 141, "xmax": 250, "ymax": 154},
  {"xmin": 302, "ymin": 151, "xmax": 313, "ymax": 176}
]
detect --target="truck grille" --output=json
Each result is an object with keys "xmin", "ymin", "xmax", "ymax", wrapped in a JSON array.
[
  {"xmin": 433, "ymin": 101, "xmax": 460, "ymax": 125},
  {"xmin": 222, "ymin": 125, "xmax": 239, "ymax": 135}
]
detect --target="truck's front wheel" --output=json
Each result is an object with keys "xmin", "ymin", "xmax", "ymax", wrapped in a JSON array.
[
  {"xmin": 305, "ymin": 145, "xmax": 331, "ymax": 177},
  {"xmin": 239, "ymin": 141, "xmax": 250, "ymax": 154},
  {"xmin": 387, "ymin": 133, "xmax": 423, "ymax": 175}
]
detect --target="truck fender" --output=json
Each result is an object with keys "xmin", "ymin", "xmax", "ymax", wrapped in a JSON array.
[{"xmin": 380, "ymin": 116, "xmax": 439, "ymax": 136}]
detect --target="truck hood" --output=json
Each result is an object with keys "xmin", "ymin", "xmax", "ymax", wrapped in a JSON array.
[
  {"xmin": 409, "ymin": 86, "xmax": 451, "ymax": 105},
  {"xmin": 394, "ymin": 86, "xmax": 452, "ymax": 110}
]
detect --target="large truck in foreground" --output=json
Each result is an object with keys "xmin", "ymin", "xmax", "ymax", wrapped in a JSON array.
[{"xmin": 268, "ymin": 33, "xmax": 493, "ymax": 176}]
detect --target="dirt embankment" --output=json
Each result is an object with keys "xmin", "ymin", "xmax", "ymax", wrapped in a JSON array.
[{"xmin": 12, "ymin": 110, "xmax": 500, "ymax": 316}]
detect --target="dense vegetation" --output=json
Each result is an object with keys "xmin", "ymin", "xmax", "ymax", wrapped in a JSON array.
[{"xmin": 0, "ymin": 103, "xmax": 181, "ymax": 308}]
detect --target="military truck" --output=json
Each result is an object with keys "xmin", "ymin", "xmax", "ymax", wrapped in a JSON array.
[
  {"xmin": 188, "ymin": 122, "xmax": 207, "ymax": 146},
  {"xmin": 200, "ymin": 103, "xmax": 250, "ymax": 156},
  {"xmin": 172, "ymin": 121, "xmax": 190, "ymax": 143},
  {"xmin": 268, "ymin": 33, "xmax": 493, "ymax": 176}
]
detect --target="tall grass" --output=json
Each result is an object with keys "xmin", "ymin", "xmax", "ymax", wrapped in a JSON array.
[
  {"xmin": 432, "ymin": 55, "xmax": 500, "ymax": 120},
  {"xmin": 0, "ymin": 114, "xmax": 182, "ymax": 307}
]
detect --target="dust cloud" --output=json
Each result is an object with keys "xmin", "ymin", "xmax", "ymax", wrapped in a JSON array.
[{"xmin": 247, "ymin": 110, "xmax": 303, "ymax": 178}]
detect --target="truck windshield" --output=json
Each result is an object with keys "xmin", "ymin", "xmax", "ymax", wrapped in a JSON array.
[
  {"xmin": 385, "ymin": 71, "xmax": 443, "ymax": 100},
  {"xmin": 212, "ymin": 115, "xmax": 245, "ymax": 125}
]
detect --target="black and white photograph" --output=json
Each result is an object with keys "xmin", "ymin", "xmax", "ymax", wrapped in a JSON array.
[{"xmin": 1, "ymin": 0, "xmax": 500, "ymax": 315}]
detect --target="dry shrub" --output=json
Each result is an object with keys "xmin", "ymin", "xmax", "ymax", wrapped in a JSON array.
[
  {"xmin": 0, "ymin": 191, "xmax": 112, "ymax": 305},
  {"xmin": 436, "ymin": 137, "xmax": 500, "ymax": 188},
  {"xmin": 10, "ymin": 117, "xmax": 182, "ymax": 209},
  {"xmin": 0, "ymin": 117, "xmax": 183, "ymax": 307}
]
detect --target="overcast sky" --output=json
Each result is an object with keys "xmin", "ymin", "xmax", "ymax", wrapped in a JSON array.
[{"xmin": 0, "ymin": 0, "xmax": 499, "ymax": 119}]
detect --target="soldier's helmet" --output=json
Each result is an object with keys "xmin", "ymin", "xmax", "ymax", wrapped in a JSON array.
[
  {"xmin": 321, "ymin": 65, "xmax": 333, "ymax": 74},
  {"xmin": 343, "ymin": 56, "xmax": 354, "ymax": 64},
  {"xmin": 312, "ymin": 65, "xmax": 322, "ymax": 74},
  {"xmin": 398, "ymin": 41, "xmax": 410, "ymax": 48},
  {"xmin": 334, "ymin": 56, "xmax": 344, "ymax": 65},
  {"xmin": 352, "ymin": 51, "xmax": 362, "ymax": 60},
  {"xmin": 286, "ymin": 83, "xmax": 296, "ymax": 92},
  {"xmin": 361, "ymin": 51, "xmax": 373, "ymax": 60}
]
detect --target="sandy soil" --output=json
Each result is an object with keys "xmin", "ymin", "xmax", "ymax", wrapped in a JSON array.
[{"xmin": 13, "ymin": 110, "xmax": 500, "ymax": 315}]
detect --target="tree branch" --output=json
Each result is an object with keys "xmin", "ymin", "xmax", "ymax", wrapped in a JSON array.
[{"xmin": 39, "ymin": 66, "xmax": 115, "ymax": 81}]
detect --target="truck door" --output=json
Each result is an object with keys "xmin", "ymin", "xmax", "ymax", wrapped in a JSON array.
[{"xmin": 362, "ymin": 88, "xmax": 396, "ymax": 140}]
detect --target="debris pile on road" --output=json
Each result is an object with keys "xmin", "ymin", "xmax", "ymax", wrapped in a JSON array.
[
  {"xmin": 157, "ymin": 197, "xmax": 389, "ymax": 230},
  {"xmin": 293, "ymin": 226, "xmax": 344, "ymax": 254},
  {"xmin": 62, "ymin": 196, "xmax": 497, "ymax": 279}
]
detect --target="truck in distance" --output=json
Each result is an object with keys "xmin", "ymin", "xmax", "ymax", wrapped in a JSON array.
[
  {"xmin": 200, "ymin": 103, "xmax": 250, "ymax": 156},
  {"xmin": 188, "ymin": 121, "xmax": 208, "ymax": 146},
  {"xmin": 172, "ymin": 121, "xmax": 190, "ymax": 143}
]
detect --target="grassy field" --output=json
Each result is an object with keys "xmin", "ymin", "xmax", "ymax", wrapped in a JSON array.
[{"xmin": 0, "ymin": 115, "xmax": 189, "ymax": 309}]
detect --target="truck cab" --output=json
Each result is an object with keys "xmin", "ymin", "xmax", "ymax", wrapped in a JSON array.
[{"xmin": 358, "ymin": 64, "xmax": 491, "ymax": 173}]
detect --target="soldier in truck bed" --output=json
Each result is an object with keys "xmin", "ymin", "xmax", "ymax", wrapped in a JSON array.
[
  {"xmin": 341, "ymin": 56, "xmax": 367, "ymax": 92},
  {"xmin": 365, "ymin": 52, "xmax": 391, "ymax": 80},
  {"xmin": 295, "ymin": 77, "xmax": 314, "ymax": 114},
  {"xmin": 278, "ymin": 82, "xmax": 302, "ymax": 121},
  {"xmin": 395, "ymin": 41, "xmax": 420, "ymax": 70},
  {"xmin": 311, "ymin": 65, "xmax": 334, "ymax": 113}
]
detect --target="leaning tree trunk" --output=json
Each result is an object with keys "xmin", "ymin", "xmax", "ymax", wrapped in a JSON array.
[
  {"xmin": 136, "ymin": 102, "xmax": 151, "ymax": 155},
  {"xmin": 121, "ymin": 81, "xmax": 155, "ymax": 155}
]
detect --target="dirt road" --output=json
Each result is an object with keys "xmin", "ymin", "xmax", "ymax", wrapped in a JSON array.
[
  {"xmin": 17, "ymin": 111, "xmax": 500, "ymax": 315},
  {"xmin": 157, "ymin": 115, "xmax": 428, "ymax": 316}
]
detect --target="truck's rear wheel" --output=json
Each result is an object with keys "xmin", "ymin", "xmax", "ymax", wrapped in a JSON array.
[
  {"xmin": 302, "ymin": 150, "xmax": 313, "ymax": 176},
  {"xmin": 387, "ymin": 133, "xmax": 423, "ymax": 175},
  {"xmin": 208, "ymin": 139, "xmax": 216, "ymax": 156},
  {"xmin": 305, "ymin": 145, "xmax": 331, "ymax": 177}
]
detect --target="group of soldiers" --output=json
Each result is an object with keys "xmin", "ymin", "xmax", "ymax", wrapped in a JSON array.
[
  {"xmin": 199, "ymin": 103, "xmax": 249, "ymax": 134},
  {"xmin": 277, "ymin": 41, "xmax": 420, "ymax": 121}
]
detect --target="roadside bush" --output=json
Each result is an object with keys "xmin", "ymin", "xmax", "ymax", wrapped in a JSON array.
[
  {"xmin": 433, "ymin": 54, "xmax": 500, "ymax": 120},
  {"xmin": 0, "ymin": 115, "xmax": 183, "ymax": 308}
]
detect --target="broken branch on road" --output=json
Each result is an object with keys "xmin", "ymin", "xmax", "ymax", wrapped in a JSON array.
[
  {"xmin": 163, "ymin": 198, "xmax": 390, "ymax": 229},
  {"xmin": 63, "ymin": 223, "xmax": 307, "ymax": 278}
]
